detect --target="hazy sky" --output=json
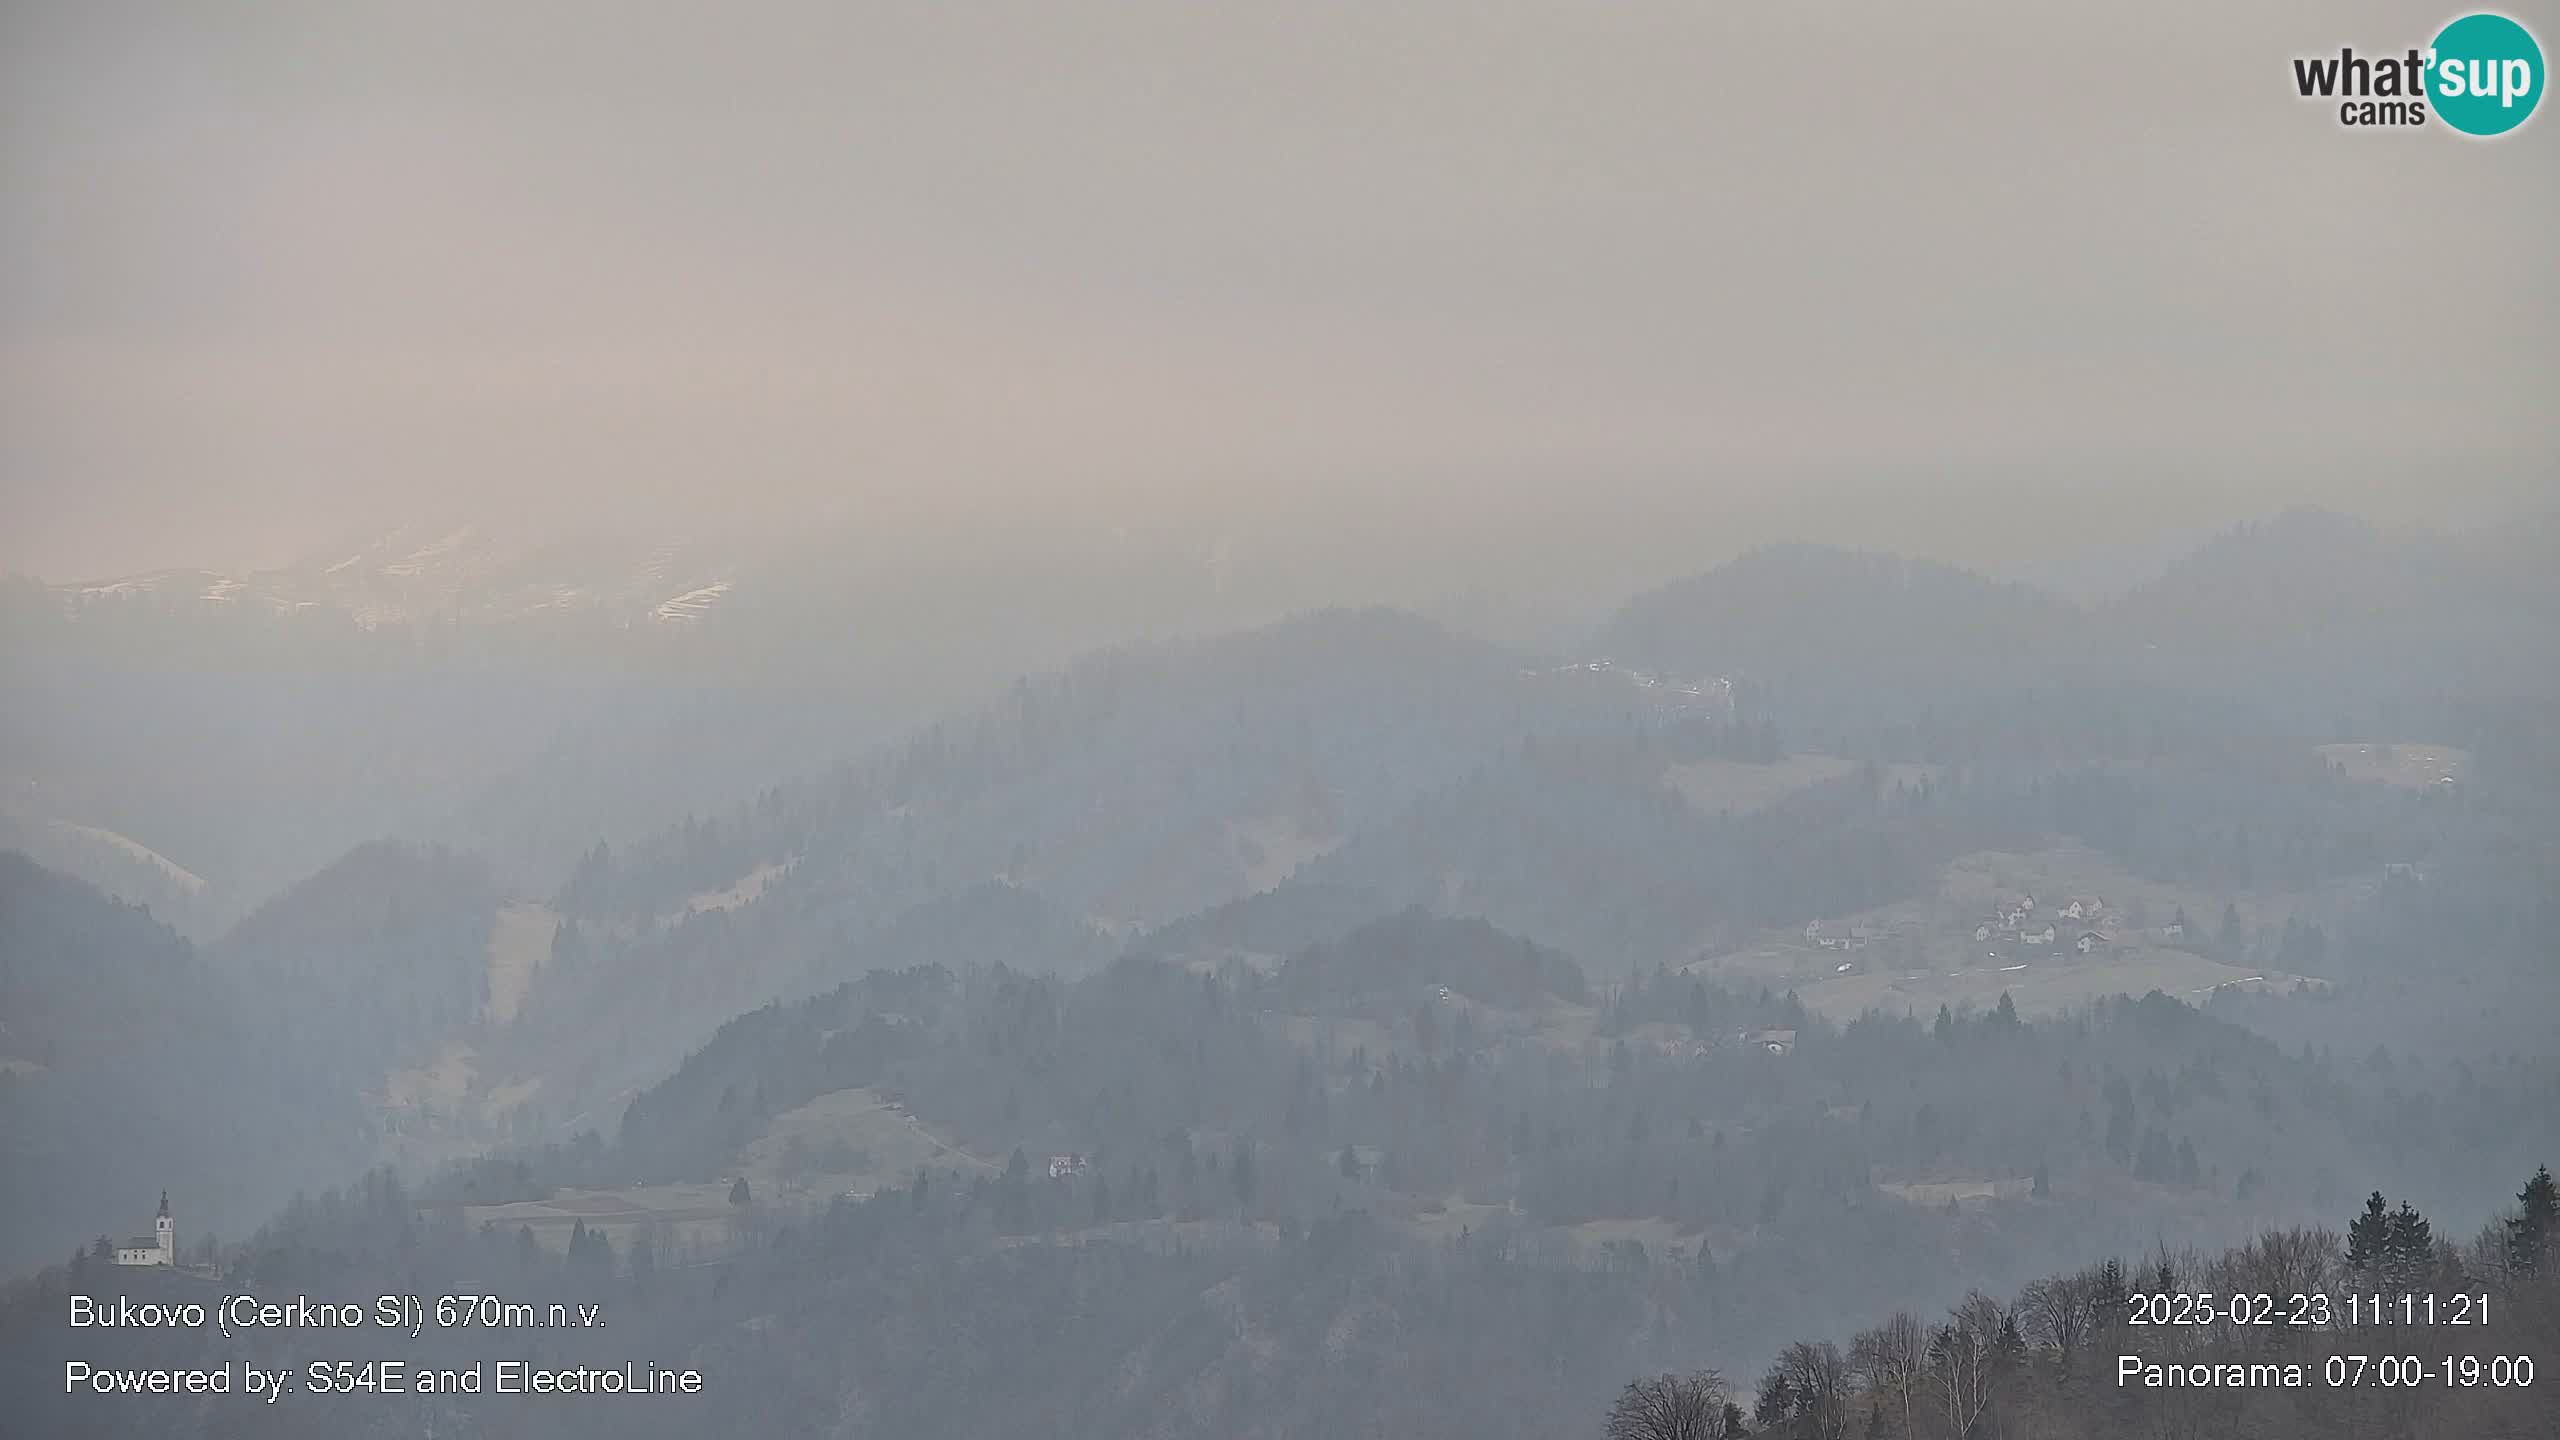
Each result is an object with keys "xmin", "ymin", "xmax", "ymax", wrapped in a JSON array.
[{"xmin": 4, "ymin": 1, "xmax": 2554, "ymax": 580}]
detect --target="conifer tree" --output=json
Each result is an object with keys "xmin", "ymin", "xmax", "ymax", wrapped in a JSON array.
[
  {"xmin": 2090, "ymin": 1257, "xmax": 2129, "ymax": 1343},
  {"xmin": 2385, "ymin": 1200, "xmax": 2433, "ymax": 1291},
  {"xmin": 2347, "ymin": 1191, "xmax": 2390, "ymax": 1275},
  {"xmin": 2508, "ymin": 1165, "xmax": 2558, "ymax": 1278}
]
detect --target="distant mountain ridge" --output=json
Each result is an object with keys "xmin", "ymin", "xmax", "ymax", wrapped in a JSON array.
[
  {"xmin": 37, "ymin": 524, "xmax": 737, "ymax": 631},
  {"xmin": 11, "ymin": 506, "xmax": 2553, "ymax": 1276},
  {"xmin": 1594, "ymin": 509, "xmax": 2560, "ymax": 727},
  {"xmin": 1596, "ymin": 542, "xmax": 2087, "ymax": 714},
  {"xmin": 2099, "ymin": 507, "xmax": 2560, "ymax": 700}
]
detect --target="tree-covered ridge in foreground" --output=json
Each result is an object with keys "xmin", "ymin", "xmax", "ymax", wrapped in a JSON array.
[
  {"xmin": 8, "ymin": 911, "xmax": 2554, "ymax": 1439},
  {"xmin": 1606, "ymin": 1165, "xmax": 2560, "ymax": 1439},
  {"xmin": 8, "ymin": 1165, "xmax": 2551, "ymax": 1439}
]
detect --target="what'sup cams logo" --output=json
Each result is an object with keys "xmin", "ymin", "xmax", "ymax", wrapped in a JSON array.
[{"xmin": 2292, "ymin": 12, "xmax": 2544, "ymax": 134}]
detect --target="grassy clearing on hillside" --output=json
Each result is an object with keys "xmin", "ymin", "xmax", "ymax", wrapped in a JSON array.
[
  {"xmin": 742, "ymin": 1086, "xmax": 996, "ymax": 1199},
  {"xmin": 1777, "ymin": 948, "xmax": 2318, "ymax": 1024},
  {"xmin": 49, "ymin": 820, "xmax": 206, "ymax": 893},
  {"xmin": 2315, "ymin": 741, "xmax": 2468, "ymax": 789},
  {"xmin": 464, "ymin": 1181, "xmax": 738, "ymax": 1255},
  {"xmin": 483, "ymin": 902, "xmax": 558, "ymax": 1024},
  {"xmin": 1876, "ymin": 1177, "xmax": 2033, "ymax": 1208},
  {"xmin": 1661, "ymin": 753, "xmax": 1850, "ymax": 815},
  {"xmin": 677, "ymin": 859, "xmax": 792, "ymax": 919},
  {"xmin": 458, "ymin": 1093, "xmax": 991, "ymax": 1254},
  {"xmin": 1661, "ymin": 754, "xmax": 1939, "ymax": 817},
  {"xmin": 1559, "ymin": 1215, "xmax": 1696, "ymax": 1259},
  {"xmin": 1227, "ymin": 811, "xmax": 1340, "ymax": 894},
  {"xmin": 1398, "ymin": 1197, "xmax": 1513, "ymax": 1244},
  {"xmin": 384, "ymin": 1044, "xmax": 475, "ymax": 1110}
]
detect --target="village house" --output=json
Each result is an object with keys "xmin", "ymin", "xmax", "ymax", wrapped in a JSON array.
[
  {"xmin": 1747, "ymin": 1029, "xmax": 1797, "ymax": 1057},
  {"xmin": 1807, "ymin": 920, "xmax": 1881, "ymax": 952}
]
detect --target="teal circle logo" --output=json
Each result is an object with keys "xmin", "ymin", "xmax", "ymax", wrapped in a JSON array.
[{"xmin": 2430, "ymin": 13, "xmax": 2544, "ymax": 135}]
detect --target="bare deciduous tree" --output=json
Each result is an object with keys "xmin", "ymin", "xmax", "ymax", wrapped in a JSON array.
[
  {"xmin": 1774, "ymin": 1340, "xmax": 1852, "ymax": 1440},
  {"xmin": 1930, "ymin": 1292, "xmax": 2007, "ymax": 1438},
  {"xmin": 2228, "ymin": 1226, "xmax": 2337, "ymax": 1300},
  {"xmin": 1602, "ymin": 1370, "xmax": 1736, "ymax": 1440},
  {"xmin": 1849, "ymin": 1311, "xmax": 1926, "ymax": 1437},
  {"xmin": 2018, "ymin": 1270, "xmax": 2097, "ymax": 1369}
]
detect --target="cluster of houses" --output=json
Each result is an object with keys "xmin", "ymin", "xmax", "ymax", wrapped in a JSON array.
[
  {"xmin": 1971, "ymin": 894, "xmax": 2112, "ymax": 957},
  {"xmin": 1802, "ymin": 919, "xmax": 1885, "ymax": 953},
  {"xmin": 1802, "ymin": 920, "xmax": 1888, "ymax": 972},
  {"xmin": 1644, "ymin": 1027, "xmax": 1797, "ymax": 1060},
  {"xmin": 1520, "ymin": 660, "xmax": 1737, "ymax": 718}
]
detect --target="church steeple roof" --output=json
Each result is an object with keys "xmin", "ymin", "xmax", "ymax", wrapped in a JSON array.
[{"xmin": 158, "ymin": 1190, "xmax": 170, "ymax": 1219}]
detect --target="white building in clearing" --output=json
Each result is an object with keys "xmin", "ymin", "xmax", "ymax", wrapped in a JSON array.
[
  {"xmin": 113, "ymin": 1191, "xmax": 175, "ymax": 1267},
  {"xmin": 1745, "ymin": 1029, "xmax": 1798, "ymax": 1057}
]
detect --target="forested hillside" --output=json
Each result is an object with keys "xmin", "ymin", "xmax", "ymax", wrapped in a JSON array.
[
  {"xmin": 0, "ymin": 857, "xmax": 371, "ymax": 1272},
  {"xmin": 3, "ymin": 842, "xmax": 551, "ymax": 1271},
  {"xmin": 453, "ymin": 608, "xmax": 1660, "ymax": 1147},
  {"xmin": 213, "ymin": 842, "xmax": 503, "ymax": 1079},
  {"xmin": 8, "ymin": 952, "xmax": 2551, "ymax": 1438},
  {"xmin": 565, "ymin": 948, "xmax": 2559, "ymax": 1278},
  {"xmin": 8, "ymin": 517, "xmax": 2558, "ymax": 1438},
  {"xmin": 549, "ymin": 607, "xmax": 1614, "ymax": 931},
  {"xmin": 12, "ymin": 520, "xmax": 2556, "ymax": 1274}
]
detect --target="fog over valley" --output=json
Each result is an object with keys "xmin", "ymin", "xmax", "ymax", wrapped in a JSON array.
[{"xmin": 3, "ymin": 4, "xmax": 2557, "ymax": 1438}]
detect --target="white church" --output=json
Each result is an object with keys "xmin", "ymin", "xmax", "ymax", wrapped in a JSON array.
[{"xmin": 113, "ymin": 1190, "xmax": 176, "ymax": 1267}]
